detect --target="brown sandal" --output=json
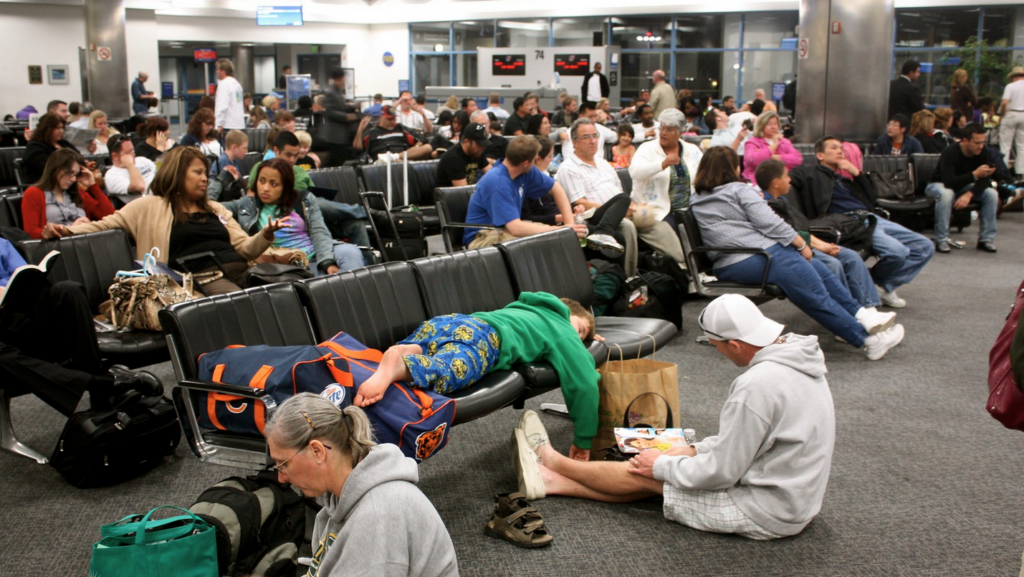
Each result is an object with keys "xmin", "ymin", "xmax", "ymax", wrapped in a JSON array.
[{"xmin": 484, "ymin": 507, "xmax": 554, "ymax": 548}]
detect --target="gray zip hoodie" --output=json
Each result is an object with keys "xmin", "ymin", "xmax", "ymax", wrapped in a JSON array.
[
  {"xmin": 307, "ymin": 444, "xmax": 459, "ymax": 577},
  {"xmin": 653, "ymin": 333, "xmax": 835, "ymax": 536}
]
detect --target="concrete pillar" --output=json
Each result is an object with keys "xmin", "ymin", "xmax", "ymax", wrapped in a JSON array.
[
  {"xmin": 231, "ymin": 43, "xmax": 256, "ymax": 94},
  {"xmin": 796, "ymin": 0, "xmax": 894, "ymax": 144},
  {"xmin": 84, "ymin": 0, "xmax": 131, "ymax": 118}
]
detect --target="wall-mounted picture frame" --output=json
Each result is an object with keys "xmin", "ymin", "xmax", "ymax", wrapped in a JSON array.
[
  {"xmin": 28, "ymin": 65, "xmax": 42, "ymax": 85},
  {"xmin": 47, "ymin": 65, "xmax": 69, "ymax": 85}
]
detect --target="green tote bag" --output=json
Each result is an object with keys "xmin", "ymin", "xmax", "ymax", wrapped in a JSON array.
[{"xmin": 90, "ymin": 506, "xmax": 219, "ymax": 577}]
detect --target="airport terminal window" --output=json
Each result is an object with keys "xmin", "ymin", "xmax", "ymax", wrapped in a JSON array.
[
  {"xmin": 742, "ymin": 12, "xmax": 798, "ymax": 49},
  {"xmin": 676, "ymin": 51, "xmax": 732, "ymax": 101},
  {"xmin": 411, "ymin": 22, "xmax": 451, "ymax": 52},
  {"xmin": 621, "ymin": 51, "xmax": 670, "ymax": 98},
  {"xmin": 740, "ymin": 51, "xmax": 796, "ymax": 105},
  {"xmin": 413, "ymin": 54, "xmax": 450, "ymax": 95},
  {"xmin": 981, "ymin": 7, "xmax": 1020, "ymax": 48},
  {"xmin": 614, "ymin": 16, "xmax": 672, "ymax": 50},
  {"xmin": 456, "ymin": 54, "xmax": 478, "ymax": 88},
  {"xmin": 891, "ymin": 50, "xmax": 961, "ymax": 105},
  {"xmin": 896, "ymin": 8, "xmax": 981, "ymax": 48},
  {"xmin": 553, "ymin": 18, "xmax": 609, "ymax": 47},
  {"xmin": 496, "ymin": 19, "xmax": 550, "ymax": 48},
  {"xmin": 675, "ymin": 14, "xmax": 725, "ymax": 49},
  {"xmin": 454, "ymin": 21, "xmax": 495, "ymax": 51}
]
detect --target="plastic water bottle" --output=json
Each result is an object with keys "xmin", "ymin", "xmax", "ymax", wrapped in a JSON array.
[
  {"xmin": 575, "ymin": 214, "xmax": 587, "ymax": 247},
  {"xmin": 683, "ymin": 428, "xmax": 696, "ymax": 445}
]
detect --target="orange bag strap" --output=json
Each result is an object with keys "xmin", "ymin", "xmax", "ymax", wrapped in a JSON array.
[
  {"xmin": 249, "ymin": 365, "xmax": 273, "ymax": 434},
  {"xmin": 319, "ymin": 340, "xmax": 385, "ymax": 363},
  {"xmin": 207, "ymin": 364, "xmax": 228, "ymax": 431},
  {"xmin": 410, "ymin": 387, "xmax": 435, "ymax": 416}
]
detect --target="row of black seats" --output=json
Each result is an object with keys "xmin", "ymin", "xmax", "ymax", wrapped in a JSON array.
[{"xmin": 158, "ymin": 227, "xmax": 678, "ymax": 468}]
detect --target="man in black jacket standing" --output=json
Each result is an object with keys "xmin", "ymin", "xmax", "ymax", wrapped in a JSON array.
[
  {"xmin": 888, "ymin": 60, "xmax": 926, "ymax": 119},
  {"xmin": 581, "ymin": 63, "xmax": 610, "ymax": 107},
  {"xmin": 788, "ymin": 136, "xmax": 934, "ymax": 309},
  {"xmin": 320, "ymin": 68, "xmax": 361, "ymax": 167},
  {"xmin": 924, "ymin": 123, "xmax": 1003, "ymax": 253}
]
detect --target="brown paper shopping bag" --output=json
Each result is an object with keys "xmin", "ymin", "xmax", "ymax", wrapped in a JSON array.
[{"xmin": 593, "ymin": 342, "xmax": 680, "ymax": 459}]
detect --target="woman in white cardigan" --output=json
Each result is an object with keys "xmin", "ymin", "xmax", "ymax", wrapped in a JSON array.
[{"xmin": 628, "ymin": 109, "xmax": 703, "ymax": 230}]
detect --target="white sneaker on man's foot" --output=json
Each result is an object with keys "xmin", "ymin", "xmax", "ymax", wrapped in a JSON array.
[
  {"xmin": 517, "ymin": 410, "xmax": 550, "ymax": 454},
  {"xmin": 511, "ymin": 428, "xmax": 545, "ymax": 500},
  {"xmin": 855, "ymin": 307, "xmax": 897, "ymax": 335},
  {"xmin": 877, "ymin": 286, "xmax": 907, "ymax": 308},
  {"xmin": 863, "ymin": 324, "xmax": 905, "ymax": 360}
]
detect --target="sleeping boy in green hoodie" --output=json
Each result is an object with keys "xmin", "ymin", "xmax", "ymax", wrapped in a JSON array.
[{"xmin": 354, "ymin": 291, "xmax": 600, "ymax": 461}]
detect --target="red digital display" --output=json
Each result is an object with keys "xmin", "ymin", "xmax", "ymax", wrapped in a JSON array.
[
  {"xmin": 492, "ymin": 54, "xmax": 526, "ymax": 76},
  {"xmin": 554, "ymin": 54, "xmax": 590, "ymax": 76}
]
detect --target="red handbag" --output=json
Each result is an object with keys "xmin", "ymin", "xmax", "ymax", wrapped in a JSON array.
[{"xmin": 987, "ymin": 279, "xmax": 1024, "ymax": 431}]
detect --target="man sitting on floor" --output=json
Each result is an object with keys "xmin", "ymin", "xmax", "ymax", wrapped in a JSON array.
[
  {"xmin": 788, "ymin": 136, "xmax": 934, "ymax": 308},
  {"xmin": 924, "ymin": 122, "xmax": 1003, "ymax": 254},
  {"xmin": 511, "ymin": 293, "xmax": 835, "ymax": 540},
  {"xmin": 463, "ymin": 136, "xmax": 587, "ymax": 249},
  {"xmin": 353, "ymin": 291, "xmax": 600, "ymax": 461}
]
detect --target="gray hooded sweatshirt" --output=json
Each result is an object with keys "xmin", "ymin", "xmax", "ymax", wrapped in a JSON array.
[
  {"xmin": 307, "ymin": 444, "xmax": 459, "ymax": 577},
  {"xmin": 653, "ymin": 333, "xmax": 835, "ymax": 536}
]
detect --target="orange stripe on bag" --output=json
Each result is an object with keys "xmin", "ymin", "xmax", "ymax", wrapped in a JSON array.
[
  {"xmin": 249, "ymin": 365, "xmax": 273, "ymax": 434},
  {"xmin": 319, "ymin": 339, "xmax": 385, "ymax": 363},
  {"xmin": 207, "ymin": 364, "xmax": 228, "ymax": 431}
]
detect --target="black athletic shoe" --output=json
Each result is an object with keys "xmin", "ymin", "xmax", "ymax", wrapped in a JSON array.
[
  {"xmin": 108, "ymin": 365, "xmax": 164, "ymax": 397},
  {"xmin": 976, "ymin": 241, "xmax": 997, "ymax": 253}
]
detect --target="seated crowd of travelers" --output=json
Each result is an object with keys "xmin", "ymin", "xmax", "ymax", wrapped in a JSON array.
[{"xmin": 2, "ymin": 55, "xmax": 1021, "ymax": 574}]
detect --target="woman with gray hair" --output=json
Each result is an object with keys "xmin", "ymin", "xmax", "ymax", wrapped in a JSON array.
[
  {"xmin": 629, "ymin": 108, "xmax": 703, "ymax": 226},
  {"xmin": 741, "ymin": 110, "xmax": 801, "ymax": 183},
  {"xmin": 265, "ymin": 393, "xmax": 459, "ymax": 576}
]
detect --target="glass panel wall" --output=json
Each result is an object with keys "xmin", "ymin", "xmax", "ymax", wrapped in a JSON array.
[
  {"xmin": 413, "ymin": 55, "xmax": 450, "ymax": 94},
  {"xmin": 553, "ymin": 18, "xmax": 608, "ymax": 47},
  {"xmin": 620, "ymin": 52, "xmax": 670, "ymax": 99},
  {"xmin": 612, "ymin": 16, "xmax": 672, "ymax": 50},
  {"xmin": 896, "ymin": 8, "xmax": 982, "ymax": 48},
  {"xmin": 741, "ymin": 50, "xmax": 797, "ymax": 104},
  {"xmin": 410, "ymin": 22, "xmax": 450, "ymax": 53},
  {"xmin": 454, "ymin": 21, "xmax": 495, "ymax": 51},
  {"xmin": 675, "ymin": 15, "xmax": 724, "ymax": 49},
  {"xmin": 496, "ymin": 19, "xmax": 549, "ymax": 48}
]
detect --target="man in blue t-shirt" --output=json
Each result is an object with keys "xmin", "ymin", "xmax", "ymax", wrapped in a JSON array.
[{"xmin": 464, "ymin": 136, "xmax": 587, "ymax": 249}]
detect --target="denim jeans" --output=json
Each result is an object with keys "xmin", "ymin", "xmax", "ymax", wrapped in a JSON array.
[
  {"xmin": 923, "ymin": 182, "xmax": 998, "ymax": 244},
  {"xmin": 814, "ymin": 248, "xmax": 882, "ymax": 308},
  {"xmin": 316, "ymin": 197, "xmax": 371, "ymax": 247},
  {"xmin": 308, "ymin": 242, "xmax": 365, "ymax": 275},
  {"xmin": 714, "ymin": 244, "xmax": 868, "ymax": 346},
  {"xmin": 869, "ymin": 218, "xmax": 935, "ymax": 293}
]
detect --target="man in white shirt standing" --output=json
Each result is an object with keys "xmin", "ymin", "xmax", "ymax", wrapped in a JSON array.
[
  {"xmin": 395, "ymin": 91, "xmax": 432, "ymax": 134},
  {"xmin": 214, "ymin": 59, "xmax": 245, "ymax": 132},
  {"xmin": 105, "ymin": 135, "xmax": 157, "ymax": 196},
  {"xmin": 483, "ymin": 93, "xmax": 510, "ymax": 120},
  {"xmin": 581, "ymin": 62, "xmax": 609, "ymax": 107},
  {"xmin": 999, "ymin": 66, "xmax": 1024, "ymax": 180}
]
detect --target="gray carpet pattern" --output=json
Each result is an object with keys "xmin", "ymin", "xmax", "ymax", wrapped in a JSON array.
[{"xmin": 2, "ymin": 214, "xmax": 1024, "ymax": 576}]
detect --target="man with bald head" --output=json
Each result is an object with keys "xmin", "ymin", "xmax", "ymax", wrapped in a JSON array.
[
  {"xmin": 741, "ymin": 88, "xmax": 778, "ymax": 113},
  {"xmin": 132, "ymin": 72, "xmax": 154, "ymax": 115},
  {"xmin": 649, "ymin": 70, "xmax": 678, "ymax": 119}
]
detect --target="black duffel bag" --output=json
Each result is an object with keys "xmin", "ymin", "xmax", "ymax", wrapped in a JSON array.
[
  {"xmin": 51, "ymin": 393, "xmax": 180, "ymax": 488},
  {"xmin": 809, "ymin": 210, "xmax": 877, "ymax": 253}
]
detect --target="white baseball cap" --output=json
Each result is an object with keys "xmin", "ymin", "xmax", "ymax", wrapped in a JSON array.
[{"xmin": 698, "ymin": 294, "xmax": 784, "ymax": 347}]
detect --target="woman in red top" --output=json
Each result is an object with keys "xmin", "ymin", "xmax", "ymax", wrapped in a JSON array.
[{"xmin": 21, "ymin": 148, "xmax": 114, "ymax": 239}]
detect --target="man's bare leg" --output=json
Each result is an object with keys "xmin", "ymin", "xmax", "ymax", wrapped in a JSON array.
[
  {"xmin": 353, "ymin": 344, "xmax": 422, "ymax": 406},
  {"xmin": 536, "ymin": 443, "xmax": 663, "ymax": 500}
]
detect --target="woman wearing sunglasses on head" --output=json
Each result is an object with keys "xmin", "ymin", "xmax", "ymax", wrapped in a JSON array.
[{"xmin": 21, "ymin": 148, "xmax": 114, "ymax": 239}]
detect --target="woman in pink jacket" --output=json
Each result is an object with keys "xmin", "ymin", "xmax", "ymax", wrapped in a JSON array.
[{"xmin": 742, "ymin": 111, "xmax": 802, "ymax": 183}]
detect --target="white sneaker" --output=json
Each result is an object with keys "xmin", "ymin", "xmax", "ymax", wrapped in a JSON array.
[
  {"xmin": 855, "ymin": 307, "xmax": 897, "ymax": 335},
  {"xmin": 511, "ymin": 428, "xmax": 545, "ymax": 500},
  {"xmin": 517, "ymin": 410, "xmax": 550, "ymax": 454},
  {"xmin": 877, "ymin": 286, "xmax": 907, "ymax": 308},
  {"xmin": 863, "ymin": 324, "xmax": 905, "ymax": 360}
]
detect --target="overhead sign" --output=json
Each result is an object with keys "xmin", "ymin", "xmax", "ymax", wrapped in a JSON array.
[
  {"xmin": 194, "ymin": 48, "xmax": 217, "ymax": 63},
  {"xmin": 97, "ymin": 46, "xmax": 112, "ymax": 62},
  {"xmin": 798, "ymin": 38, "xmax": 809, "ymax": 60}
]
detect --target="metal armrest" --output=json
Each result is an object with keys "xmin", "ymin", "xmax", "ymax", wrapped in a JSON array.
[
  {"xmin": 873, "ymin": 207, "xmax": 891, "ymax": 219},
  {"xmin": 177, "ymin": 379, "xmax": 269, "ymax": 399},
  {"xmin": 442, "ymin": 222, "xmax": 499, "ymax": 230}
]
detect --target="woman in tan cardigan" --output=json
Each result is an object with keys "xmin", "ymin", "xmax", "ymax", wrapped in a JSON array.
[{"xmin": 43, "ymin": 146, "xmax": 287, "ymax": 295}]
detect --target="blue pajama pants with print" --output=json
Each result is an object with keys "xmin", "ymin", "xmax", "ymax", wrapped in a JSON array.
[{"xmin": 398, "ymin": 314, "xmax": 501, "ymax": 395}]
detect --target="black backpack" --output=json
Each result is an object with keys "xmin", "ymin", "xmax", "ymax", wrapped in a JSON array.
[{"xmin": 190, "ymin": 471, "xmax": 315, "ymax": 577}]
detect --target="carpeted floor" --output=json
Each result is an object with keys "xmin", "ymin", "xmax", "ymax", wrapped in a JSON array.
[{"xmin": 2, "ymin": 213, "xmax": 1023, "ymax": 576}]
